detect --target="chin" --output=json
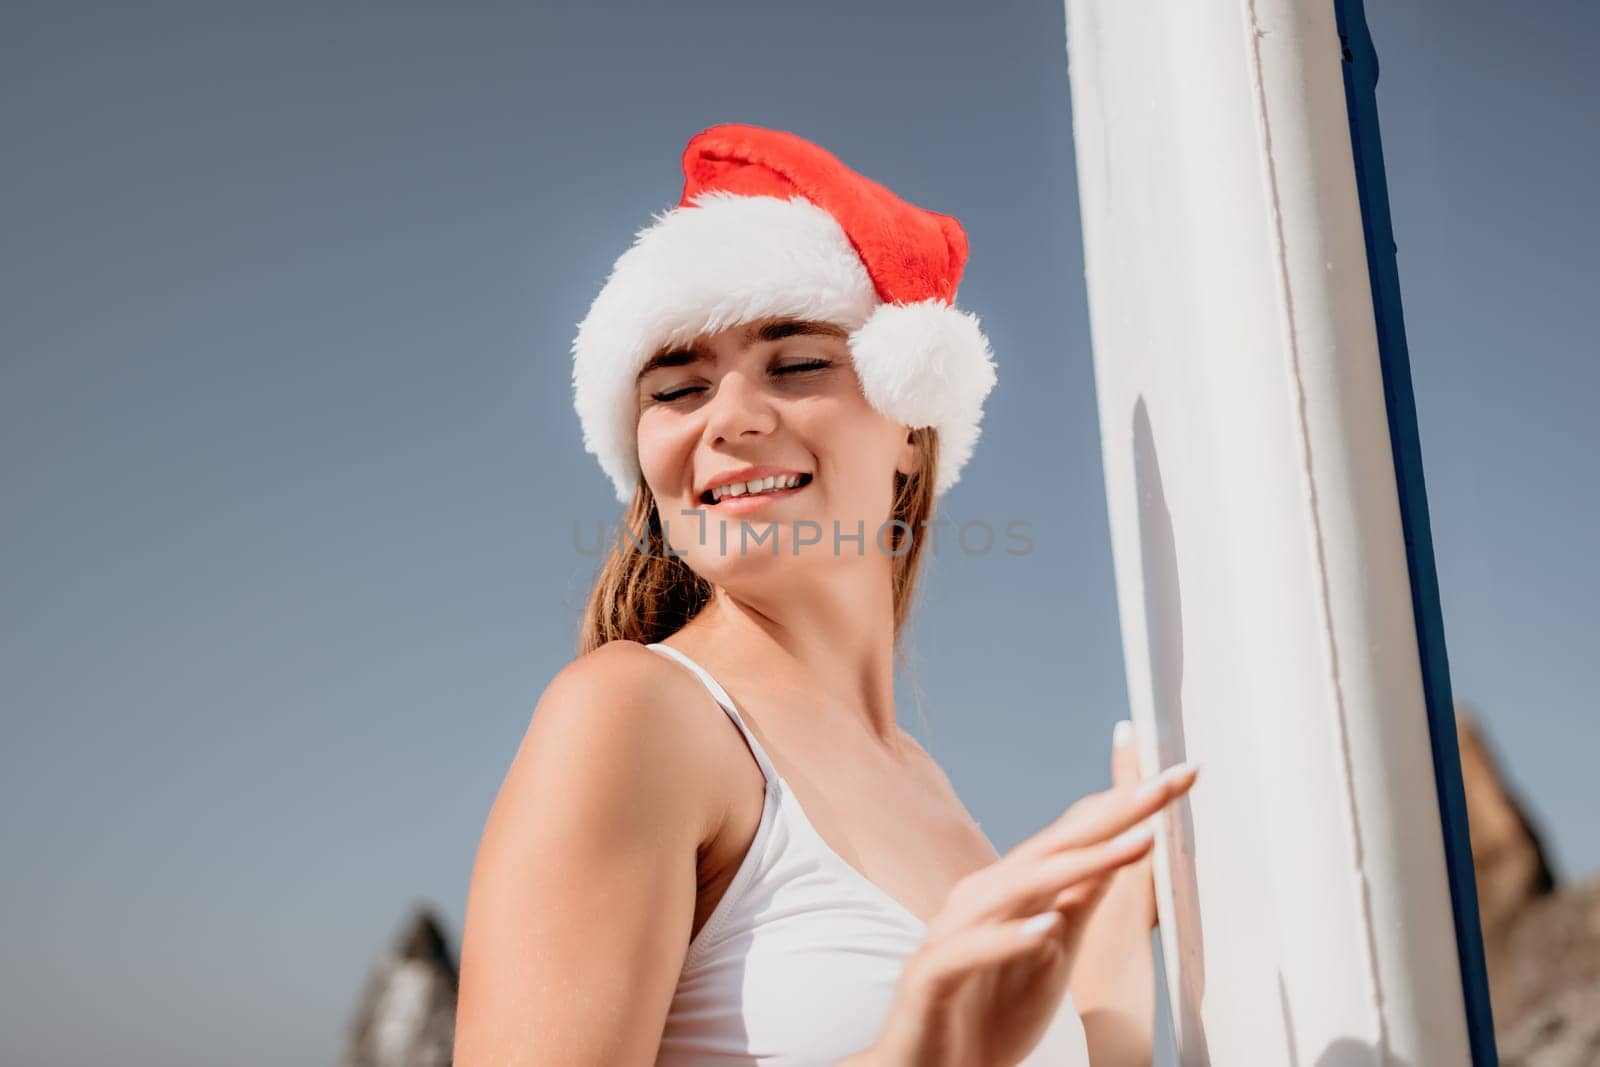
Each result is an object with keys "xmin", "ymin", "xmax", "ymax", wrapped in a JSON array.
[{"xmin": 682, "ymin": 527, "xmax": 840, "ymax": 585}]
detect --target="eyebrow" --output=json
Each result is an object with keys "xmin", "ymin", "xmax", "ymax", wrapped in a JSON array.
[{"xmin": 634, "ymin": 318, "xmax": 849, "ymax": 385}]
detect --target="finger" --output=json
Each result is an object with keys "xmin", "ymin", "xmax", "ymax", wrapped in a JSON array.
[
  {"xmin": 995, "ymin": 821, "xmax": 1155, "ymax": 919},
  {"xmin": 1012, "ymin": 760, "xmax": 1198, "ymax": 863},
  {"xmin": 1046, "ymin": 828, "xmax": 1153, "ymax": 912},
  {"xmin": 910, "ymin": 911, "xmax": 1064, "ymax": 1003},
  {"xmin": 1052, "ymin": 859, "xmax": 1118, "ymax": 923},
  {"xmin": 939, "ymin": 820, "xmax": 1155, "ymax": 932},
  {"xmin": 1111, "ymin": 719, "xmax": 1140, "ymax": 790}
]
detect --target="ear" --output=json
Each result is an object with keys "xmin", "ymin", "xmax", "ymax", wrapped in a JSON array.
[{"xmin": 895, "ymin": 426, "xmax": 923, "ymax": 480}]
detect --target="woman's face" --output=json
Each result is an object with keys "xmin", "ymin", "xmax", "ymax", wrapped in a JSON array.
[{"xmin": 635, "ymin": 316, "xmax": 920, "ymax": 585}]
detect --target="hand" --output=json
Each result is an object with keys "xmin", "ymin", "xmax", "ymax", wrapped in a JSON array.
[
  {"xmin": 1110, "ymin": 719, "xmax": 1159, "ymax": 932},
  {"xmin": 860, "ymin": 758, "xmax": 1200, "ymax": 1067}
]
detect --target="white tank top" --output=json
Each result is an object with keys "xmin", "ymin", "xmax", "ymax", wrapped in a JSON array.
[{"xmin": 645, "ymin": 642, "xmax": 1091, "ymax": 1066}]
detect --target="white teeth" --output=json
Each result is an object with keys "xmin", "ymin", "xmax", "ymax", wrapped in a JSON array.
[{"xmin": 710, "ymin": 474, "xmax": 803, "ymax": 503}]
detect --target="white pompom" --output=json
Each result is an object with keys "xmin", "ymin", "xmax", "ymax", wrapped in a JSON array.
[{"xmin": 848, "ymin": 300, "xmax": 998, "ymax": 496}]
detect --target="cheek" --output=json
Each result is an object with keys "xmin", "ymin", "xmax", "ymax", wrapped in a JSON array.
[
  {"xmin": 809, "ymin": 410, "xmax": 905, "ymax": 496},
  {"xmin": 636, "ymin": 415, "xmax": 691, "ymax": 488}
]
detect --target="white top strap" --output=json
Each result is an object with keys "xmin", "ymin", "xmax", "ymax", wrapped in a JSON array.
[{"xmin": 645, "ymin": 642, "xmax": 780, "ymax": 786}]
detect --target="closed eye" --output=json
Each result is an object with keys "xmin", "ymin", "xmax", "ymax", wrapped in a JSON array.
[
  {"xmin": 648, "ymin": 359, "xmax": 834, "ymax": 403},
  {"xmin": 775, "ymin": 359, "xmax": 833, "ymax": 376}
]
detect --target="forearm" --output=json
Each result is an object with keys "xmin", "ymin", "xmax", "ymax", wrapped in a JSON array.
[
  {"xmin": 1075, "ymin": 940, "xmax": 1153, "ymax": 1067},
  {"xmin": 1069, "ymin": 903, "xmax": 1155, "ymax": 1066},
  {"xmin": 1079, "ymin": 1002, "xmax": 1152, "ymax": 1067}
]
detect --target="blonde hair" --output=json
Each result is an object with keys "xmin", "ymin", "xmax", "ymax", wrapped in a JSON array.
[{"xmin": 577, "ymin": 427, "xmax": 941, "ymax": 667}]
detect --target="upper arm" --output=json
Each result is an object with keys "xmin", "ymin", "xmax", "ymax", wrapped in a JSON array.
[{"xmin": 455, "ymin": 642, "xmax": 717, "ymax": 1066}]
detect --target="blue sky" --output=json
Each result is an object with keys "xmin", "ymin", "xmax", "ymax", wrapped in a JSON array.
[{"xmin": 2, "ymin": 1, "xmax": 1594, "ymax": 1063}]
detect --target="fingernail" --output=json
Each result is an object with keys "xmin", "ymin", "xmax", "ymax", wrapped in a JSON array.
[
  {"xmin": 1110, "ymin": 820, "xmax": 1153, "ymax": 849},
  {"xmin": 1021, "ymin": 910, "xmax": 1062, "ymax": 937},
  {"xmin": 1112, "ymin": 719, "xmax": 1132, "ymax": 748},
  {"xmin": 1135, "ymin": 759, "xmax": 1200, "ymax": 803}
]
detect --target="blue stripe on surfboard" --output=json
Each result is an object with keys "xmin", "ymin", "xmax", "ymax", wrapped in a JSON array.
[{"xmin": 1331, "ymin": 1, "xmax": 1499, "ymax": 1061}]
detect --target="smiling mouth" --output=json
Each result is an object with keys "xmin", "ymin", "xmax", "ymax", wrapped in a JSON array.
[{"xmin": 699, "ymin": 473, "xmax": 814, "ymax": 507}]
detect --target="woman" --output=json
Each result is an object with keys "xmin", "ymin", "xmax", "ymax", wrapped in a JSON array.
[{"xmin": 456, "ymin": 124, "xmax": 1199, "ymax": 1066}]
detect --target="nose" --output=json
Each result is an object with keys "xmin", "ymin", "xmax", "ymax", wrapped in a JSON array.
[{"xmin": 703, "ymin": 368, "xmax": 777, "ymax": 446}]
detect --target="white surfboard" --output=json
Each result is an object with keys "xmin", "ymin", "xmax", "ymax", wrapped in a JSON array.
[{"xmin": 1063, "ymin": 0, "xmax": 1497, "ymax": 1061}]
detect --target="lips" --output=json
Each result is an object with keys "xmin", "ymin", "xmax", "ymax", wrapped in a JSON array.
[{"xmin": 701, "ymin": 472, "xmax": 814, "ymax": 509}]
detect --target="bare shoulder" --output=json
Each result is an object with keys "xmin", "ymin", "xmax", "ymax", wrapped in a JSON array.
[
  {"xmin": 535, "ymin": 640, "xmax": 707, "ymax": 727},
  {"xmin": 503, "ymin": 640, "xmax": 731, "ymax": 843},
  {"xmin": 538, "ymin": 639, "xmax": 733, "ymax": 739},
  {"xmin": 480, "ymin": 639, "xmax": 726, "ymax": 844}
]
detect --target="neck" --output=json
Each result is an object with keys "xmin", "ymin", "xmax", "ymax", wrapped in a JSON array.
[{"xmin": 671, "ymin": 558, "xmax": 904, "ymax": 750}]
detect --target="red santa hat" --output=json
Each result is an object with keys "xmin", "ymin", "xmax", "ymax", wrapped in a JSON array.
[{"xmin": 571, "ymin": 123, "xmax": 997, "ymax": 504}]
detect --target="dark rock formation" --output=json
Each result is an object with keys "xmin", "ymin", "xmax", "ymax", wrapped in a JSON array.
[
  {"xmin": 1457, "ymin": 703, "xmax": 1600, "ymax": 1065},
  {"xmin": 342, "ymin": 904, "xmax": 459, "ymax": 1067}
]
